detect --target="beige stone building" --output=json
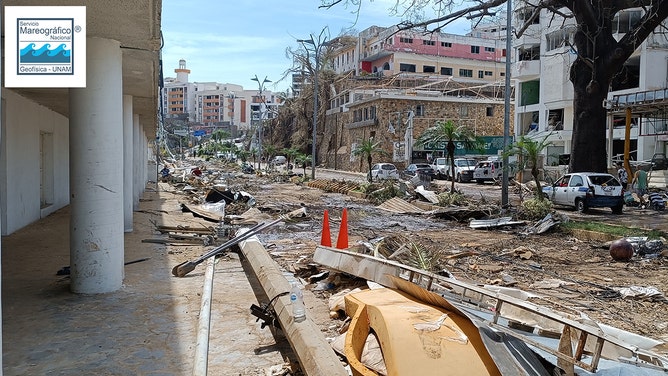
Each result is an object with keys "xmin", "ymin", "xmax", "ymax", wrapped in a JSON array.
[{"xmin": 321, "ymin": 79, "xmax": 512, "ymax": 172}]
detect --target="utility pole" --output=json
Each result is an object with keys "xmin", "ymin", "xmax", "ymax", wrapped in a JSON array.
[
  {"xmin": 501, "ymin": 0, "xmax": 512, "ymax": 208},
  {"xmin": 251, "ymin": 75, "xmax": 271, "ymax": 170}
]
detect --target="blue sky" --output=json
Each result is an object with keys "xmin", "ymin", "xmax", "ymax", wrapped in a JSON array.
[{"xmin": 161, "ymin": 0, "xmax": 471, "ymax": 93}]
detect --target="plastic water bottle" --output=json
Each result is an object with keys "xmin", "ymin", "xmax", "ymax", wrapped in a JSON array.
[{"xmin": 290, "ymin": 282, "xmax": 306, "ymax": 322}]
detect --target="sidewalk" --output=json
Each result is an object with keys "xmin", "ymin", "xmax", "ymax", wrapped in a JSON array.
[{"xmin": 1, "ymin": 184, "xmax": 291, "ymax": 375}]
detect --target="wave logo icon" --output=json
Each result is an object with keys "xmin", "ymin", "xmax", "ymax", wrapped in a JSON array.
[{"xmin": 20, "ymin": 43, "xmax": 71, "ymax": 64}]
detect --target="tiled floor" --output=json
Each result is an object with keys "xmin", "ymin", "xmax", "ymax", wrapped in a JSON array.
[{"xmin": 1, "ymin": 185, "xmax": 291, "ymax": 375}]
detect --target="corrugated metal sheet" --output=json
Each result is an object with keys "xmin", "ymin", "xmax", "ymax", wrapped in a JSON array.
[{"xmin": 377, "ymin": 197, "xmax": 426, "ymax": 214}]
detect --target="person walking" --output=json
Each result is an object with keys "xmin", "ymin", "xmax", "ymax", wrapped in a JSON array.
[
  {"xmin": 617, "ymin": 163, "xmax": 628, "ymax": 190},
  {"xmin": 632, "ymin": 168, "xmax": 648, "ymax": 196}
]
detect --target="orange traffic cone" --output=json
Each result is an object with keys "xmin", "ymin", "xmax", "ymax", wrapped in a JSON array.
[
  {"xmin": 336, "ymin": 208, "xmax": 349, "ymax": 249},
  {"xmin": 320, "ymin": 210, "xmax": 332, "ymax": 247}
]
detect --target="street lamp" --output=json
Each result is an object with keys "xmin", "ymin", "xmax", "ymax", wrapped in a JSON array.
[
  {"xmin": 298, "ymin": 33, "xmax": 328, "ymax": 180},
  {"xmin": 251, "ymin": 75, "xmax": 271, "ymax": 169}
]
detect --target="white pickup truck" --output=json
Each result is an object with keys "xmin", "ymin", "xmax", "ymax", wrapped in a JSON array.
[{"xmin": 431, "ymin": 157, "xmax": 477, "ymax": 182}]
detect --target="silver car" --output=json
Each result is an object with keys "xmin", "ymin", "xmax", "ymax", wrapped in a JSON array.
[
  {"xmin": 542, "ymin": 172, "xmax": 624, "ymax": 214},
  {"xmin": 370, "ymin": 163, "xmax": 399, "ymax": 180}
]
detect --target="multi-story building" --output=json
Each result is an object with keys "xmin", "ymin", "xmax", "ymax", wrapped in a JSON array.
[
  {"xmin": 320, "ymin": 25, "xmax": 512, "ymax": 172},
  {"xmin": 331, "ymin": 25, "xmax": 508, "ymax": 82},
  {"xmin": 163, "ymin": 59, "xmax": 197, "ymax": 122},
  {"xmin": 512, "ymin": 6, "xmax": 668, "ymax": 167},
  {"xmin": 322, "ymin": 84, "xmax": 509, "ymax": 172},
  {"xmin": 162, "ymin": 60, "xmax": 282, "ymax": 137}
]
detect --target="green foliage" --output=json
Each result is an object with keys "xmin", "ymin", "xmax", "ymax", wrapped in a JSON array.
[
  {"xmin": 365, "ymin": 181, "xmax": 401, "ymax": 204},
  {"xmin": 504, "ymin": 134, "xmax": 553, "ymax": 201},
  {"xmin": 294, "ymin": 153, "xmax": 312, "ymax": 177},
  {"xmin": 417, "ymin": 120, "xmax": 477, "ymax": 192},
  {"xmin": 436, "ymin": 192, "xmax": 467, "ymax": 206},
  {"xmin": 352, "ymin": 139, "xmax": 387, "ymax": 182},
  {"xmin": 517, "ymin": 198, "xmax": 553, "ymax": 220}
]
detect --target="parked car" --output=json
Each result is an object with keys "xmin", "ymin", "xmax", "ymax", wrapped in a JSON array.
[
  {"xmin": 430, "ymin": 157, "xmax": 448, "ymax": 179},
  {"xmin": 272, "ymin": 155, "xmax": 287, "ymax": 165},
  {"xmin": 446, "ymin": 158, "xmax": 477, "ymax": 182},
  {"xmin": 401, "ymin": 163, "xmax": 436, "ymax": 180},
  {"xmin": 473, "ymin": 159, "xmax": 505, "ymax": 184},
  {"xmin": 542, "ymin": 172, "xmax": 624, "ymax": 214},
  {"xmin": 370, "ymin": 163, "xmax": 399, "ymax": 180}
]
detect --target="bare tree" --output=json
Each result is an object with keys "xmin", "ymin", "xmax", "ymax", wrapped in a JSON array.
[{"xmin": 322, "ymin": 0, "xmax": 668, "ymax": 173}]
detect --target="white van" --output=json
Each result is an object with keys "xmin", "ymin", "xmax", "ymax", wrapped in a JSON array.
[{"xmin": 473, "ymin": 159, "xmax": 504, "ymax": 184}]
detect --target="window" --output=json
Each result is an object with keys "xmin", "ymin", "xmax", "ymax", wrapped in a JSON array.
[
  {"xmin": 423, "ymin": 40, "xmax": 435, "ymax": 46},
  {"xmin": 484, "ymin": 71, "xmax": 493, "ymax": 76},
  {"xmin": 486, "ymin": 107, "xmax": 494, "ymax": 116},
  {"xmin": 471, "ymin": 46, "xmax": 480, "ymax": 54},
  {"xmin": 415, "ymin": 104, "xmax": 425, "ymax": 116},
  {"xmin": 484, "ymin": 47, "xmax": 495, "ymax": 52},
  {"xmin": 546, "ymin": 28, "xmax": 575, "ymax": 51},
  {"xmin": 441, "ymin": 41, "xmax": 452, "ymax": 47},
  {"xmin": 382, "ymin": 62, "xmax": 390, "ymax": 70},
  {"xmin": 569, "ymin": 175, "xmax": 584, "ymax": 187},
  {"xmin": 478, "ymin": 70, "xmax": 484, "ymax": 78},
  {"xmin": 460, "ymin": 105, "xmax": 468, "ymax": 117},
  {"xmin": 399, "ymin": 63, "xmax": 416, "ymax": 72},
  {"xmin": 459, "ymin": 69, "xmax": 473, "ymax": 77},
  {"xmin": 400, "ymin": 37, "xmax": 413, "ymax": 43},
  {"xmin": 423, "ymin": 65, "xmax": 436, "ymax": 73},
  {"xmin": 441, "ymin": 67, "xmax": 453, "ymax": 75},
  {"xmin": 500, "ymin": 72, "xmax": 505, "ymax": 76}
]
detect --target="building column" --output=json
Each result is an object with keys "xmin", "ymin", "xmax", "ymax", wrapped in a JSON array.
[
  {"xmin": 123, "ymin": 95, "xmax": 134, "ymax": 232},
  {"xmin": 69, "ymin": 37, "xmax": 124, "ymax": 294},
  {"xmin": 133, "ymin": 115, "xmax": 141, "ymax": 210}
]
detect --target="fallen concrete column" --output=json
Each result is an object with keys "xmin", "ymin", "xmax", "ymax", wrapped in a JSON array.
[{"xmin": 238, "ymin": 236, "xmax": 347, "ymax": 376}]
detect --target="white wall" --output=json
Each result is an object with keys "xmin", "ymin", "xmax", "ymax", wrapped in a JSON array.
[
  {"xmin": 0, "ymin": 89, "xmax": 70, "ymax": 235},
  {"xmin": 641, "ymin": 48, "xmax": 668, "ymax": 90}
]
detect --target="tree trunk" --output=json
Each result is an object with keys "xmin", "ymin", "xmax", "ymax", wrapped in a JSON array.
[
  {"xmin": 447, "ymin": 141, "xmax": 455, "ymax": 192},
  {"xmin": 569, "ymin": 58, "xmax": 609, "ymax": 173}
]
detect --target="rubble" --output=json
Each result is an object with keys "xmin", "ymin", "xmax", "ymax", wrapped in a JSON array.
[{"xmin": 157, "ymin": 157, "xmax": 668, "ymax": 370}]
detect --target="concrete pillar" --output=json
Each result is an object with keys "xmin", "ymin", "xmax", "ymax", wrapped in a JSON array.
[
  {"xmin": 69, "ymin": 37, "xmax": 124, "ymax": 294},
  {"xmin": 133, "ymin": 115, "xmax": 141, "ymax": 210},
  {"xmin": 123, "ymin": 95, "xmax": 133, "ymax": 232}
]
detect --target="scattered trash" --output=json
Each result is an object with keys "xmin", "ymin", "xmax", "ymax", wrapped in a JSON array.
[
  {"xmin": 615, "ymin": 286, "xmax": 667, "ymax": 302},
  {"xmin": 521, "ymin": 213, "xmax": 563, "ymax": 235},
  {"xmin": 530, "ymin": 279, "xmax": 575, "ymax": 289},
  {"xmin": 469, "ymin": 217, "xmax": 524, "ymax": 229}
]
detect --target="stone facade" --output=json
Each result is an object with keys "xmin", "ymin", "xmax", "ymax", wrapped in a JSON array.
[{"xmin": 321, "ymin": 94, "xmax": 512, "ymax": 172}]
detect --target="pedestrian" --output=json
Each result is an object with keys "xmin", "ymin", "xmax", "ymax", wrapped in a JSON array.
[
  {"xmin": 632, "ymin": 168, "xmax": 648, "ymax": 196},
  {"xmin": 616, "ymin": 163, "xmax": 628, "ymax": 190}
]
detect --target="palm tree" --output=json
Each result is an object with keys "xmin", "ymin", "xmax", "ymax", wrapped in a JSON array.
[
  {"xmin": 417, "ymin": 120, "xmax": 477, "ymax": 192},
  {"xmin": 504, "ymin": 134, "xmax": 553, "ymax": 200},
  {"xmin": 283, "ymin": 147, "xmax": 300, "ymax": 170},
  {"xmin": 294, "ymin": 153, "xmax": 312, "ymax": 177},
  {"xmin": 352, "ymin": 139, "xmax": 387, "ymax": 182}
]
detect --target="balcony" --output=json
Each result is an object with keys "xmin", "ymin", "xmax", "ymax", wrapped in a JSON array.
[{"xmin": 513, "ymin": 60, "xmax": 540, "ymax": 80}]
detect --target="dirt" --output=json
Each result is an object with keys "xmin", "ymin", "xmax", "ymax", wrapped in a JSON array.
[{"xmin": 180, "ymin": 160, "xmax": 668, "ymax": 358}]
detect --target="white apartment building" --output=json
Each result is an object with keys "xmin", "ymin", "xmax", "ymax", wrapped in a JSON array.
[
  {"xmin": 162, "ymin": 60, "xmax": 282, "ymax": 134},
  {"xmin": 512, "ymin": 7, "xmax": 668, "ymax": 166}
]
